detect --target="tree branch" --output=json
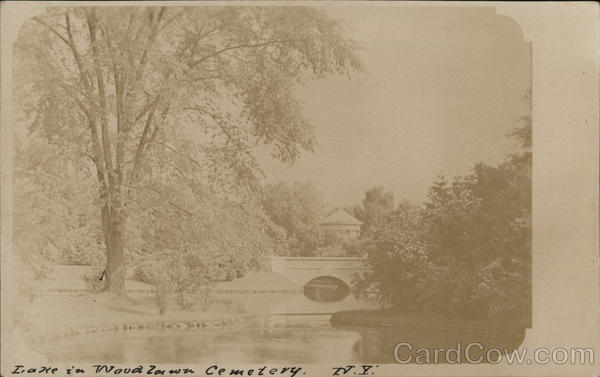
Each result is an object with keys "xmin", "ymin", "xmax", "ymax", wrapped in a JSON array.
[
  {"xmin": 32, "ymin": 17, "xmax": 70, "ymax": 46},
  {"xmin": 87, "ymin": 118, "xmax": 110, "ymax": 199},
  {"xmin": 140, "ymin": 185, "xmax": 193, "ymax": 216},
  {"xmin": 104, "ymin": 26, "xmax": 127, "ymax": 188},
  {"xmin": 148, "ymin": 140, "xmax": 202, "ymax": 170},
  {"xmin": 85, "ymin": 9, "xmax": 116, "ymax": 187},
  {"xmin": 45, "ymin": 10, "xmax": 109, "ymax": 197},
  {"xmin": 184, "ymin": 106, "xmax": 248, "ymax": 153},
  {"xmin": 128, "ymin": 7, "xmax": 166, "ymax": 100},
  {"xmin": 128, "ymin": 99, "xmax": 160, "ymax": 189},
  {"xmin": 157, "ymin": 8, "xmax": 184, "ymax": 33},
  {"xmin": 189, "ymin": 39, "xmax": 300, "ymax": 68},
  {"xmin": 64, "ymin": 12, "xmax": 92, "ymax": 89},
  {"xmin": 134, "ymin": 93, "xmax": 162, "ymax": 123}
]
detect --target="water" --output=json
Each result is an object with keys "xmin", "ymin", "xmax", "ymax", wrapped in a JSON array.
[
  {"xmin": 37, "ymin": 314, "xmax": 523, "ymax": 364},
  {"xmin": 39, "ymin": 315, "xmax": 362, "ymax": 363},
  {"xmin": 33, "ymin": 284, "xmax": 522, "ymax": 364}
]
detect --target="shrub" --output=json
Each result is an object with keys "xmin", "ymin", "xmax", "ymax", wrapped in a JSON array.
[
  {"xmin": 82, "ymin": 252, "xmax": 107, "ymax": 293},
  {"xmin": 155, "ymin": 280, "xmax": 169, "ymax": 315},
  {"xmin": 133, "ymin": 260, "xmax": 172, "ymax": 313},
  {"xmin": 133, "ymin": 260, "xmax": 168, "ymax": 285}
]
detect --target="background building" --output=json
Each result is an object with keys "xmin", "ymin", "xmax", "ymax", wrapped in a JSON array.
[{"xmin": 320, "ymin": 208, "xmax": 362, "ymax": 240}]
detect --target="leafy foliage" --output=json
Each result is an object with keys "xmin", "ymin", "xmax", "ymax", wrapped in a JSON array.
[
  {"xmin": 357, "ymin": 127, "xmax": 531, "ymax": 324},
  {"xmin": 353, "ymin": 201, "xmax": 426, "ymax": 306},
  {"xmin": 13, "ymin": 139, "xmax": 104, "ymax": 265},
  {"xmin": 353, "ymin": 186, "xmax": 395, "ymax": 237},
  {"xmin": 127, "ymin": 162, "xmax": 281, "ymax": 309},
  {"xmin": 261, "ymin": 181, "xmax": 326, "ymax": 256},
  {"xmin": 14, "ymin": 6, "xmax": 361, "ymax": 294}
]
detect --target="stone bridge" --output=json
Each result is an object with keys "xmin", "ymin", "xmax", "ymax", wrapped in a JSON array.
[
  {"xmin": 269, "ymin": 256, "xmax": 364, "ymax": 289},
  {"xmin": 267, "ymin": 256, "xmax": 373, "ymax": 314}
]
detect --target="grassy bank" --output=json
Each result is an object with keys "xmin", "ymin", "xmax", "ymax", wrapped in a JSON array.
[
  {"xmin": 330, "ymin": 308, "xmax": 521, "ymax": 335},
  {"xmin": 16, "ymin": 293, "xmax": 258, "ymax": 345},
  {"xmin": 12, "ymin": 267, "xmax": 305, "ymax": 345}
]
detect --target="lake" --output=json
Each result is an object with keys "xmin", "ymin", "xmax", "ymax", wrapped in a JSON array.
[{"xmin": 38, "ymin": 313, "xmax": 522, "ymax": 364}]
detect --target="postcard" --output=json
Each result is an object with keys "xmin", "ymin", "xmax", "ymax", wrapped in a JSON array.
[{"xmin": 1, "ymin": 2, "xmax": 598, "ymax": 376}]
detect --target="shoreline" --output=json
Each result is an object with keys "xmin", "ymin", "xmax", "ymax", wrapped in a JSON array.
[
  {"xmin": 330, "ymin": 309, "xmax": 527, "ymax": 337},
  {"xmin": 27, "ymin": 313, "xmax": 252, "ymax": 345},
  {"xmin": 19, "ymin": 268, "xmax": 306, "ymax": 345},
  {"xmin": 18, "ymin": 293, "xmax": 258, "ymax": 346}
]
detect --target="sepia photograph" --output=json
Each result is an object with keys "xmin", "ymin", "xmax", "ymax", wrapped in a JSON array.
[{"xmin": 0, "ymin": 2, "xmax": 597, "ymax": 376}]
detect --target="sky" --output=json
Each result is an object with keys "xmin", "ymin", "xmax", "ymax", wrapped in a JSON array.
[{"xmin": 256, "ymin": 5, "xmax": 531, "ymax": 208}]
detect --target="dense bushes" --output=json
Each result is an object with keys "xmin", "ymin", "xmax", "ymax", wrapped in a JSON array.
[{"xmin": 356, "ymin": 133, "xmax": 531, "ymax": 325}]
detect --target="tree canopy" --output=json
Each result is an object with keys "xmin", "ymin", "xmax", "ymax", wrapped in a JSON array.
[
  {"xmin": 356, "ymin": 122, "xmax": 531, "ymax": 325},
  {"xmin": 14, "ymin": 6, "xmax": 361, "ymax": 295},
  {"xmin": 353, "ymin": 186, "xmax": 395, "ymax": 236},
  {"xmin": 261, "ymin": 181, "xmax": 325, "ymax": 256}
]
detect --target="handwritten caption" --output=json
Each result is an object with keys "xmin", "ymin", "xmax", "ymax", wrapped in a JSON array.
[{"xmin": 9, "ymin": 364, "xmax": 380, "ymax": 377}]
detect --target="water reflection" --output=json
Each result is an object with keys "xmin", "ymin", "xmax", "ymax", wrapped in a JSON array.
[
  {"xmin": 303, "ymin": 276, "xmax": 350, "ymax": 302},
  {"xmin": 37, "ymin": 314, "xmax": 524, "ymax": 364},
  {"xmin": 39, "ymin": 316, "xmax": 360, "ymax": 363},
  {"xmin": 337, "ymin": 324, "xmax": 525, "ymax": 364}
]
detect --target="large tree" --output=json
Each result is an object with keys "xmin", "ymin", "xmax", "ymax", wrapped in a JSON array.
[
  {"xmin": 261, "ymin": 181, "xmax": 324, "ymax": 256},
  {"xmin": 14, "ymin": 6, "xmax": 361, "ymax": 294},
  {"xmin": 13, "ymin": 137, "xmax": 104, "ymax": 301},
  {"xmin": 357, "ymin": 122, "xmax": 531, "ymax": 324},
  {"xmin": 354, "ymin": 186, "xmax": 395, "ymax": 236}
]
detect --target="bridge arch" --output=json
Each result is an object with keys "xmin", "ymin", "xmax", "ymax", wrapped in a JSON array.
[
  {"xmin": 303, "ymin": 275, "xmax": 350, "ymax": 302},
  {"xmin": 269, "ymin": 256, "xmax": 363, "ymax": 292},
  {"xmin": 267, "ymin": 256, "xmax": 375, "ymax": 315}
]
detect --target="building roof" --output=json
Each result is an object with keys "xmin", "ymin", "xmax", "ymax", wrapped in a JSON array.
[{"xmin": 320, "ymin": 208, "xmax": 363, "ymax": 226}]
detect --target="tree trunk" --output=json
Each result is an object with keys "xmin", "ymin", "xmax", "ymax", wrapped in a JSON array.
[{"xmin": 104, "ymin": 206, "xmax": 127, "ymax": 295}]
